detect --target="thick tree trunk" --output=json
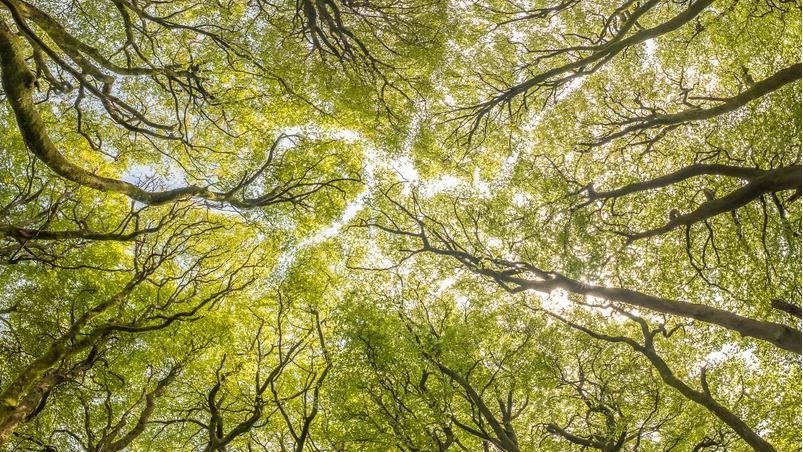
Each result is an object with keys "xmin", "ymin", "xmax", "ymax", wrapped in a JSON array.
[
  {"xmin": 0, "ymin": 19, "xmax": 219, "ymax": 205},
  {"xmin": 0, "ymin": 282, "xmax": 135, "ymax": 446},
  {"xmin": 532, "ymin": 274, "xmax": 802, "ymax": 354},
  {"xmin": 427, "ymin": 245, "xmax": 802, "ymax": 354}
]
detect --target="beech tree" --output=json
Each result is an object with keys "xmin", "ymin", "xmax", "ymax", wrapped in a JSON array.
[{"xmin": 0, "ymin": 0, "xmax": 799, "ymax": 451}]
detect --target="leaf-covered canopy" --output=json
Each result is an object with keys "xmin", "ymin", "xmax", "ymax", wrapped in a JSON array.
[{"xmin": 0, "ymin": 0, "xmax": 799, "ymax": 450}]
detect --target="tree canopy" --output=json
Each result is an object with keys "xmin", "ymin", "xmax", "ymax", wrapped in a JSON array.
[{"xmin": 0, "ymin": 0, "xmax": 799, "ymax": 450}]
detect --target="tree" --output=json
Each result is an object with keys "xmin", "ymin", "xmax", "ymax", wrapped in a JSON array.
[{"xmin": 0, "ymin": 0, "xmax": 799, "ymax": 450}]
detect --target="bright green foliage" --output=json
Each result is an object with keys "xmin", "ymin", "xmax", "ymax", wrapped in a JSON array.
[{"xmin": 0, "ymin": 0, "xmax": 799, "ymax": 450}]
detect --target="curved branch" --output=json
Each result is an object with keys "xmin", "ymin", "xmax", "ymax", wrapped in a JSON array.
[
  {"xmin": 0, "ymin": 21, "xmax": 357, "ymax": 207},
  {"xmin": 461, "ymin": 0, "xmax": 713, "ymax": 139},
  {"xmin": 102, "ymin": 365, "xmax": 181, "ymax": 452},
  {"xmin": 537, "ymin": 274, "xmax": 801, "ymax": 354},
  {"xmin": 586, "ymin": 164, "xmax": 768, "ymax": 201},
  {"xmin": 0, "ymin": 278, "xmax": 141, "ymax": 445},
  {"xmin": 0, "ymin": 224, "xmax": 159, "ymax": 242},
  {"xmin": 626, "ymin": 165, "xmax": 801, "ymax": 242},
  {"xmin": 366, "ymin": 195, "xmax": 802, "ymax": 353},
  {"xmin": 552, "ymin": 312, "xmax": 776, "ymax": 451},
  {"xmin": 589, "ymin": 63, "xmax": 802, "ymax": 146},
  {"xmin": 771, "ymin": 299, "xmax": 802, "ymax": 320}
]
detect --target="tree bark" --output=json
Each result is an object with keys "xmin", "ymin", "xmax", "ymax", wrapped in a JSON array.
[
  {"xmin": 628, "ymin": 165, "xmax": 801, "ymax": 241},
  {"xmin": 0, "ymin": 280, "xmax": 137, "ymax": 446}
]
